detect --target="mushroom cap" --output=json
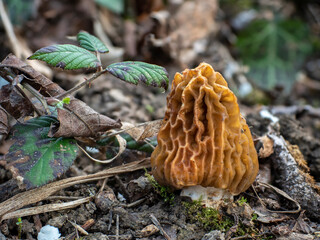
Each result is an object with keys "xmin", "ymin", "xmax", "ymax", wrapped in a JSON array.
[{"xmin": 150, "ymin": 63, "xmax": 259, "ymax": 195}]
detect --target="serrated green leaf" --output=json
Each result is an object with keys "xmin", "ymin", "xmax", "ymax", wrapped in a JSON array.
[
  {"xmin": 106, "ymin": 61, "xmax": 169, "ymax": 90},
  {"xmin": 28, "ymin": 44, "xmax": 101, "ymax": 70},
  {"xmin": 77, "ymin": 31, "xmax": 109, "ymax": 53},
  {"xmin": 236, "ymin": 18, "xmax": 313, "ymax": 91},
  {"xmin": 5, "ymin": 116, "xmax": 78, "ymax": 189}
]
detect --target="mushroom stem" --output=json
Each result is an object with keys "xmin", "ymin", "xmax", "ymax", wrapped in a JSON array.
[{"xmin": 181, "ymin": 185, "xmax": 233, "ymax": 207}]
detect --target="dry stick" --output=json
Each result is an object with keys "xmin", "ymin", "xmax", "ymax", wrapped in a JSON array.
[
  {"xmin": 116, "ymin": 214, "xmax": 120, "ymax": 240},
  {"xmin": 0, "ymin": 158, "xmax": 151, "ymax": 221},
  {"xmin": 123, "ymin": 198, "xmax": 146, "ymax": 208},
  {"xmin": 68, "ymin": 220, "xmax": 89, "ymax": 235},
  {"xmin": 45, "ymin": 196, "xmax": 83, "ymax": 201},
  {"xmin": 108, "ymin": 210, "xmax": 113, "ymax": 231},
  {"xmin": 55, "ymin": 70, "xmax": 108, "ymax": 100},
  {"xmin": 98, "ymin": 178, "xmax": 108, "ymax": 193},
  {"xmin": 1, "ymin": 197, "xmax": 92, "ymax": 220},
  {"xmin": 65, "ymin": 219, "xmax": 95, "ymax": 240},
  {"xmin": 0, "ymin": 0, "xmax": 22, "ymax": 58},
  {"xmin": 150, "ymin": 214, "xmax": 171, "ymax": 240}
]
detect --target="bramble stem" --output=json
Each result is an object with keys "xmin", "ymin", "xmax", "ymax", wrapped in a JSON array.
[{"xmin": 56, "ymin": 69, "xmax": 108, "ymax": 99}]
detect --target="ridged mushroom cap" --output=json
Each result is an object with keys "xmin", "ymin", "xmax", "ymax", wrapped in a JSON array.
[{"xmin": 151, "ymin": 63, "xmax": 259, "ymax": 195}]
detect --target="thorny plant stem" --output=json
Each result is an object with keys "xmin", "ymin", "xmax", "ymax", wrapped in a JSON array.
[{"xmin": 56, "ymin": 70, "xmax": 108, "ymax": 99}]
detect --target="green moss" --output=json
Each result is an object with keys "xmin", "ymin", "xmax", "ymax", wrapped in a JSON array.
[
  {"xmin": 183, "ymin": 200, "xmax": 233, "ymax": 231},
  {"xmin": 183, "ymin": 200, "xmax": 273, "ymax": 239},
  {"xmin": 145, "ymin": 171, "xmax": 175, "ymax": 205},
  {"xmin": 236, "ymin": 196, "xmax": 248, "ymax": 206}
]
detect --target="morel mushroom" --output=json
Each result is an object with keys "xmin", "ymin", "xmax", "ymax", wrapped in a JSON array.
[{"xmin": 151, "ymin": 63, "xmax": 258, "ymax": 196}]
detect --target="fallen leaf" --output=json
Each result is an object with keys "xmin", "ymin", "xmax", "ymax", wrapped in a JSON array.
[
  {"xmin": 121, "ymin": 120, "xmax": 162, "ymax": 141},
  {"xmin": 0, "ymin": 84, "xmax": 34, "ymax": 120},
  {"xmin": 49, "ymin": 98, "xmax": 121, "ymax": 138}
]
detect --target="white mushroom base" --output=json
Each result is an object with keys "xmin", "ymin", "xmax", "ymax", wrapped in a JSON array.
[{"xmin": 181, "ymin": 185, "xmax": 234, "ymax": 207}]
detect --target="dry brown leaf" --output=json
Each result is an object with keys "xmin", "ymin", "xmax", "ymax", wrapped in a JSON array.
[
  {"xmin": 49, "ymin": 99, "xmax": 121, "ymax": 138},
  {"xmin": 121, "ymin": 120, "xmax": 162, "ymax": 141},
  {"xmin": 0, "ymin": 84, "xmax": 34, "ymax": 120},
  {"xmin": 259, "ymin": 135, "xmax": 274, "ymax": 158}
]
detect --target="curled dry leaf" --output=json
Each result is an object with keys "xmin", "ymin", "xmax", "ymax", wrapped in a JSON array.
[
  {"xmin": 1, "ymin": 54, "xmax": 121, "ymax": 137},
  {"xmin": 258, "ymin": 135, "xmax": 274, "ymax": 158},
  {"xmin": 0, "ymin": 84, "xmax": 34, "ymax": 119}
]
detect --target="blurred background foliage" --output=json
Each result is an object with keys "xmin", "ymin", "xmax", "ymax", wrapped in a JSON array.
[{"xmin": 236, "ymin": 17, "xmax": 313, "ymax": 91}]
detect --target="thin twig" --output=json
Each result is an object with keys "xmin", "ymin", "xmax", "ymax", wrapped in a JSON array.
[
  {"xmin": 108, "ymin": 210, "xmax": 113, "ymax": 231},
  {"xmin": 123, "ymin": 198, "xmax": 146, "ymax": 208},
  {"xmin": 65, "ymin": 219, "xmax": 95, "ymax": 240},
  {"xmin": 116, "ymin": 214, "xmax": 119, "ymax": 240},
  {"xmin": 1, "ymin": 197, "xmax": 92, "ymax": 220},
  {"xmin": 99, "ymin": 178, "xmax": 109, "ymax": 193},
  {"xmin": 150, "ymin": 214, "xmax": 171, "ymax": 240},
  {"xmin": 45, "ymin": 196, "xmax": 83, "ymax": 201},
  {"xmin": 68, "ymin": 220, "xmax": 89, "ymax": 235},
  {"xmin": 55, "ymin": 70, "xmax": 108, "ymax": 99}
]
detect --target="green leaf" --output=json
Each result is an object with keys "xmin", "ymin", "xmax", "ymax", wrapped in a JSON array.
[
  {"xmin": 62, "ymin": 97, "xmax": 71, "ymax": 105},
  {"xmin": 77, "ymin": 31, "xmax": 109, "ymax": 53},
  {"xmin": 106, "ymin": 61, "xmax": 169, "ymax": 90},
  {"xmin": 5, "ymin": 116, "xmax": 78, "ymax": 189},
  {"xmin": 28, "ymin": 44, "xmax": 101, "ymax": 70},
  {"xmin": 236, "ymin": 18, "xmax": 313, "ymax": 91}
]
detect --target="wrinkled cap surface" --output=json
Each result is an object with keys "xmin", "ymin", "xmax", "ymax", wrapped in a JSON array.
[{"xmin": 151, "ymin": 63, "xmax": 259, "ymax": 195}]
